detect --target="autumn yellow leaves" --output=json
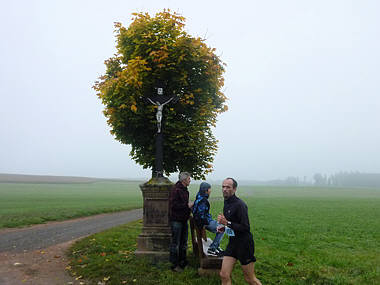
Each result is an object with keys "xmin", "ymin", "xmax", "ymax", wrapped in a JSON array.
[{"xmin": 94, "ymin": 10, "xmax": 227, "ymax": 179}]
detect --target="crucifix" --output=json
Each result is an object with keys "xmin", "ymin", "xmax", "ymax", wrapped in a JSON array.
[
  {"xmin": 147, "ymin": 85, "xmax": 177, "ymax": 177},
  {"xmin": 147, "ymin": 95, "xmax": 174, "ymax": 133}
]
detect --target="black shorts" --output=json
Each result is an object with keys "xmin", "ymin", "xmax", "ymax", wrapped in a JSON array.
[{"xmin": 224, "ymin": 235, "xmax": 256, "ymax": 265}]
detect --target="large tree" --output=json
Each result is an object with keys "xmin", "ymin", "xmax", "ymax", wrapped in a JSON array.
[{"xmin": 94, "ymin": 10, "xmax": 227, "ymax": 179}]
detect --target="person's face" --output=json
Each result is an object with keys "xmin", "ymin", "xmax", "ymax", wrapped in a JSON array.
[
  {"xmin": 222, "ymin": 179, "xmax": 236, "ymax": 199},
  {"xmin": 183, "ymin": 176, "xmax": 191, "ymax": 187},
  {"xmin": 207, "ymin": 187, "xmax": 212, "ymax": 196}
]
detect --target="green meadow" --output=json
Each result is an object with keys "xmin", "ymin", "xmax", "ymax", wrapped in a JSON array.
[
  {"xmin": 0, "ymin": 181, "xmax": 144, "ymax": 228},
  {"xmin": 1, "ymin": 181, "xmax": 379, "ymax": 283},
  {"xmin": 67, "ymin": 185, "xmax": 380, "ymax": 284}
]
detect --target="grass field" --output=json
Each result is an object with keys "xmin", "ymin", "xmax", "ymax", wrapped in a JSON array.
[
  {"xmin": 1, "ymin": 179, "xmax": 379, "ymax": 283},
  {"xmin": 0, "ymin": 181, "xmax": 145, "ymax": 228},
  {"xmin": 0, "ymin": 179, "xmax": 205, "ymax": 229},
  {"xmin": 67, "ymin": 185, "xmax": 380, "ymax": 284}
]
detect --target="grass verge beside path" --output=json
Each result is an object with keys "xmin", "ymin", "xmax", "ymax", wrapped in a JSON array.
[
  {"xmin": 68, "ymin": 220, "xmax": 220, "ymax": 285},
  {"xmin": 68, "ymin": 186, "xmax": 380, "ymax": 284}
]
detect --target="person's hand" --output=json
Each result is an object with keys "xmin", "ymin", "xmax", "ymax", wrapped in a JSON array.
[
  {"xmin": 188, "ymin": 201, "xmax": 194, "ymax": 208},
  {"xmin": 218, "ymin": 213, "xmax": 227, "ymax": 225},
  {"xmin": 219, "ymin": 214, "xmax": 227, "ymax": 225}
]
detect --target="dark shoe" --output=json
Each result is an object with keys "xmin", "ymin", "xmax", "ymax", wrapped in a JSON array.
[
  {"xmin": 171, "ymin": 265, "xmax": 183, "ymax": 272},
  {"xmin": 179, "ymin": 260, "xmax": 188, "ymax": 269},
  {"xmin": 207, "ymin": 248, "xmax": 218, "ymax": 257}
]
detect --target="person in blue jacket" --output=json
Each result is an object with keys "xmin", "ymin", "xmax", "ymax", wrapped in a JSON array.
[{"xmin": 192, "ymin": 182, "xmax": 225, "ymax": 256}]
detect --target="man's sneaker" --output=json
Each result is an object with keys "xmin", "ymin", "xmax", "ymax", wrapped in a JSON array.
[
  {"xmin": 207, "ymin": 248, "xmax": 219, "ymax": 257},
  {"xmin": 216, "ymin": 247, "xmax": 225, "ymax": 256}
]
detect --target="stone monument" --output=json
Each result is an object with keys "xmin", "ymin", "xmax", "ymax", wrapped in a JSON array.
[
  {"xmin": 135, "ymin": 176, "xmax": 173, "ymax": 261},
  {"xmin": 135, "ymin": 84, "xmax": 177, "ymax": 262}
]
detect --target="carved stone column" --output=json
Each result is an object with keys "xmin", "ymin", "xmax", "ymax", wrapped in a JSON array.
[{"xmin": 135, "ymin": 177, "xmax": 173, "ymax": 262}]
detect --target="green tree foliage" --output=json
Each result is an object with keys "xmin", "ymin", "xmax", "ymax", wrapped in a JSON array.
[{"xmin": 94, "ymin": 10, "xmax": 227, "ymax": 179}]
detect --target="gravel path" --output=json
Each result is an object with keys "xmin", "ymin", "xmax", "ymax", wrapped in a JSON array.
[
  {"xmin": 0, "ymin": 209, "xmax": 143, "ymax": 284},
  {"xmin": 0, "ymin": 208, "xmax": 143, "ymax": 253}
]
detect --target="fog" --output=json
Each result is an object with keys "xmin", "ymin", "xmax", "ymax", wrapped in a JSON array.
[{"xmin": 1, "ymin": 0, "xmax": 379, "ymax": 181}]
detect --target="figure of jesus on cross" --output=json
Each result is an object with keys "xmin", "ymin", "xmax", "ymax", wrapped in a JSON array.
[
  {"xmin": 147, "ymin": 92, "xmax": 174, "ymax": 133},
  {"xmin": 146, "ymin": 86, "xmax": 177, "ymax": 177}
]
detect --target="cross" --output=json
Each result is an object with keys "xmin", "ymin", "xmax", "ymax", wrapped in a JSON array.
[
  {"xmin": 146, "ymin": 85, "xmax": 177, "ymax": 177},
  {"xmin": 147, "ymin": 96, "xmax": 174, "ymax": 133}
]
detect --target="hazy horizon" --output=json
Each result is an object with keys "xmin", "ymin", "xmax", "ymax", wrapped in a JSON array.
[{"xmin": 1, "ymin": 1, "xmax": 379, "ymax": 181}]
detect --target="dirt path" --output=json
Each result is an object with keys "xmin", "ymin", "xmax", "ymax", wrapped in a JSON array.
[{"xmin": 0, "ymin": 209, "xmax": 143, "ymax": 285}]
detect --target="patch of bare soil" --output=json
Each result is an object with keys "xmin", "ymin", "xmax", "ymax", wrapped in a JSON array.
[{"xmin": 0, "ymin": 240, "xmax": 84, "ymax": 285}]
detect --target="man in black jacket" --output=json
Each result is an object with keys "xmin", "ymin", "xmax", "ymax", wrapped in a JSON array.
[
  {"xmin": 218, "ymin": 178, "xmax": 262, "ymax": 285},
  {"xmin": 168, "ymin": 172, "xmax": 193, "ymax": 272}
]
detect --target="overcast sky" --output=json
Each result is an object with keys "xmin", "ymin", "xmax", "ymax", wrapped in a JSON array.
[{"xmin": 0, "ymin": 0, "xmax": 379, "ymax": 181}]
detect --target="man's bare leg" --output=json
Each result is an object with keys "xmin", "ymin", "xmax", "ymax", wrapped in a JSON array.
[
  {"xmin": 241, "ymin": 262, "xmax": 262, "ymax": 285},
  {"xmin": 220, "ymin": 256, "xmax": 237, "ymax": 285}
]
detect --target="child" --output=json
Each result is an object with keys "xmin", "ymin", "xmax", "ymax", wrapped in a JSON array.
[{"xmin": 192, "ymin": 182, "xmax": 224, "ymax": 256}]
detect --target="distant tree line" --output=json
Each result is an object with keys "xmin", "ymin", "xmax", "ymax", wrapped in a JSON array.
[
  {"xmin": 265, "ymin": 176, "xmax": 304, "ymax": 186},
  {"xmin": 313, "ymin": 172, "xmax": 380, "ymax": 188},
  {"xmin": 260, "ymin": 172, "xmax": 380, "ymax": 188}
]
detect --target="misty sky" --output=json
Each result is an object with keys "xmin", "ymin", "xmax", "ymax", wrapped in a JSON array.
[{"xmin": 1, "ymin": 0, "xmax": 379, "ymax": 181}]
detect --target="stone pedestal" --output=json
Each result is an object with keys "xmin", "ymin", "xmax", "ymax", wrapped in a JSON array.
[{"xmin": 135, "ymin": 176, "xmax": 173, "ymax": 263}]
